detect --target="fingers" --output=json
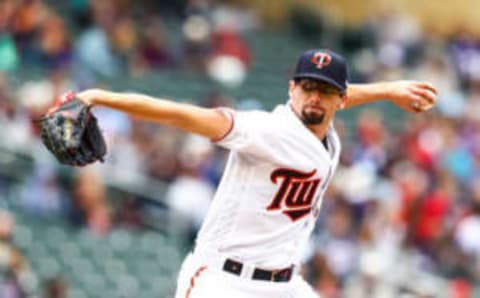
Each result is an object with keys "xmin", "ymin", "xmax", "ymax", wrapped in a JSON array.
[
  {"xmin": 416, "ymin": 82, "xmax": 438, "ymax": 95},
  {"xmin": 410, "ymin": 86, "xmax": 437, "ymax": 105},
  {"xmin": 390, "ymin": 81, "xmax": 438, "ymax": 114},
  {"xmin": 406, "ymin": 86, "xmax": 434, "ymax": 112}
]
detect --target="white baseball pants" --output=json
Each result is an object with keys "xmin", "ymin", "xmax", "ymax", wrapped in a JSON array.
[{"xmin": 174, "ymin": 252, "xmax": 320, "ymax": 298}]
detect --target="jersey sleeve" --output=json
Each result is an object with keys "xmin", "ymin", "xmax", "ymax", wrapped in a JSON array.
[{"xmin": 213, "ymin": 108, "xmax": 281, "ymax": 159}]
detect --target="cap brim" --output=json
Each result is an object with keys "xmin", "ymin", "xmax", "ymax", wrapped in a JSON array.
[{"xmin": 293, "ymin": 73, "xmax": 346, "ymax": 92}]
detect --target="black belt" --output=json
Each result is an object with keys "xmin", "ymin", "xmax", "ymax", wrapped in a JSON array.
[{"xmin": 222, "ymin": 258, "xmax": 293, "ymax": 282}]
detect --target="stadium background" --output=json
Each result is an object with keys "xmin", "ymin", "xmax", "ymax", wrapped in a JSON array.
[{"xmin": 0, "ymin": 0, "xmax": 479, "ymax": 297}]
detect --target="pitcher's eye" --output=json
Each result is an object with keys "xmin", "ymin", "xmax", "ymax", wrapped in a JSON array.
[{"xmin": 300, "ymin": 81, "xmax": 319, "ymax": 92}]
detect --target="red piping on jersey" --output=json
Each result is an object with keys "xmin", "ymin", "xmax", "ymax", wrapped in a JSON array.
[
  {"xmin": 211, "ymin": 108, "xmax": 235, "ymax": 143},
  {"xmin": 185, "ymin": 265, "xmax": 207, "ymax": 298}
]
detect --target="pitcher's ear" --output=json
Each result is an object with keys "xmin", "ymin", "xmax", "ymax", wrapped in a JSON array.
[{"xmin": 288, "ymin": 80, "xmax": 296, "ymax": 98}]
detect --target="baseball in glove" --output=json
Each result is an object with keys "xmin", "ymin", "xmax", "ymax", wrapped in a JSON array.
[{"xmin": 37, "ymin": 91, "xmax": 106, "ymax": 166}]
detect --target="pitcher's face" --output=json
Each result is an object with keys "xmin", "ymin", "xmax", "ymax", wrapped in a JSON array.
[{"xmin": 289, "ymin": 78, "xmax": 346, "ymax": 126}]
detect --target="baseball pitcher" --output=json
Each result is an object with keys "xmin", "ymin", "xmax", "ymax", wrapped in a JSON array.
[{"xmin": 62, "ymin": 49, "xmax": 436, "ymax": 297}]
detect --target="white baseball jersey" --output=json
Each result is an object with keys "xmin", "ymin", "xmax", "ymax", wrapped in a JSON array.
[{"xmin": 195, "ymin": 102, "xmax": 341, "ymax": 269}]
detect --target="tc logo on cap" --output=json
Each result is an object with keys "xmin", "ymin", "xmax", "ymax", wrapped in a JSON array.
[{"xmin": 310, "ymin": 52, "xmax": 331, "ymax": 69}]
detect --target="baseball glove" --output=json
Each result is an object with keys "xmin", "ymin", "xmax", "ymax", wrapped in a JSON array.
[{"xmin": 37, "ymin": 91, "xmax": 106, "ymax": 166}]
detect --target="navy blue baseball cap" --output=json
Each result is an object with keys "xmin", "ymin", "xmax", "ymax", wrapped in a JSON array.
[{"xmin": 293, "ymin": 49, "xmax": 348, "ymax": 92}]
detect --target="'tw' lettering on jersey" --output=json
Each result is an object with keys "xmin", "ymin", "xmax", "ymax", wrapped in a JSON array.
[{"xmin": 267, "ymin": 168, "xmax": 321, "ymax": 221}]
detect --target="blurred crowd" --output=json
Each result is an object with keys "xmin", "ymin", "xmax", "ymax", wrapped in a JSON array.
[
  {"xmin": 0, "ymin": 0, "xmax": 254, "ymax": 87},
  {"xmin": 1, "ymin": 0, "xmax": 480, "ymax": 298}
]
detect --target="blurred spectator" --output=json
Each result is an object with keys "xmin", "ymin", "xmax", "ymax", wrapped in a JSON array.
[
  {"xmin": 19, "ymin": 163, "xmax": 68, "ymax": 217},
  {"xmin": 409, "ymin": 185, "xmax": 451, "ymax": 255},
  {"xmin": 74, "ymin": 26, "xmax": 119, "ymax": 79},
  {"xmin": 0, "ymin": 0, "xmax": 19, "ymax": 71},
  {"xmin": 0, "ymin": 0, "xmax": 16, "ymax": 31},
  {"xmin": 0, "ymin": 211, "xmax": 34, "ymax": 298},
  {"xmin": 73, "ymin": 2, "xmax": 120, "ymax": 80},
  {"xmin": 440, "ymin": 129, "xmax": 475, "ymax": 184},
  {"xmin": 70, "ymin": 168, "xmax": 111, "ymax": 235},
  {"xmin": 316, "ymin": 201, "xmax": 357, "ymax": 282},
  {"xmin": 131, "ymin": 16, "xmax": 173, "ymax": 75},
  {"xmin": 353, "ymin": 109, "xmax": 387, "ymax": 171},
  {"xmin": 131, "ymin": 122, "xmax": 181, "ymax": 181},
  {"xmin": 37, "ymin": 16, "xmax": 72, "ymax": 69},
  {"xmin": 115, "ymin": 196, "xmax": 145, "ymax": 229},
  {"xmin": 180, "ymin": 15, "xmax": 212, "ymax": 72},
  {"xmin": 165, "ymin": 134, "xmax": 215, "ymax": 244},
  {"xmin": 403, "ymin": 115, "xmax": 444, "ymax": 170},
  {"xmin": 207, "ymin": 25, "xmax": 251, "ymax": 87},
  {"xmin": 413, "ymin": 46, "xmax": 464, "ymax": 118},
  {"xmin": 109, "ymin": 16, "xmax": 138, "ymax": 70},
  {"xmin": 307, "ymin": 252, "xmax": 341, "ymax": 298},
  {"xmin": 12, "ymin": 0, "xmax": 50, "ymax": 64},
  {"xmin": 371, "ymin": 7, "xmax": 422, "ymax": 71},
  {"xmin": 455, "ymin": 177, "xmax": 480, "ymax": 281},
  {"xmin": 0, "ymin": 74, "xmax": 32, "ymax": 149},
  {"xmin": 343, "ymin": 250, "xmax": 397, "ymax": 298},
  {"xmin": 448, "ymin": 27, "xmax": 480, "ymax": 89}
]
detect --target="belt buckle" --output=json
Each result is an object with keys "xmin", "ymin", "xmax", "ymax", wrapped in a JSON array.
[
  {"xmin": 271, "ymin": 269, "xmax": 284, "ymax": 281},
  {"xmin": 270, "ymin": 269, "xmax": 278, "ymax": 281}
]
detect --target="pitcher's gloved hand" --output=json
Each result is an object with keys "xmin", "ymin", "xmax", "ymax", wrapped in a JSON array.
[{"xmin": 37, "ymin": 91, "xmax": 107, "ymax": 166}]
